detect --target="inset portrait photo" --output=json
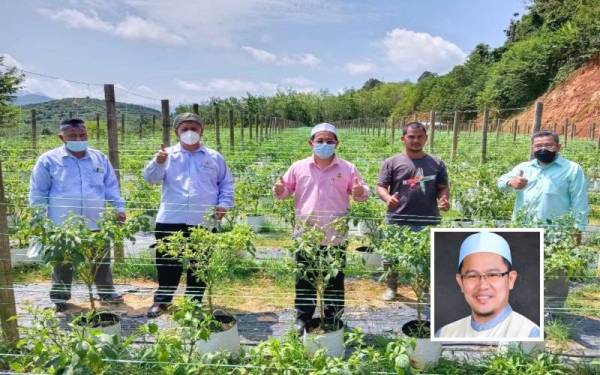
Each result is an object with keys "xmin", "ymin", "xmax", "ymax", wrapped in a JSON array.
[{"xmin": 431, "ymin": 229, "xmax": 543, "ymax": 342}]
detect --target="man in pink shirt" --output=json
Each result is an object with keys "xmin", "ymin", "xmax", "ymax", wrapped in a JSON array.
[{"xmin": 273, "ymin": 123, "xmax": 370, "ymax": 335}]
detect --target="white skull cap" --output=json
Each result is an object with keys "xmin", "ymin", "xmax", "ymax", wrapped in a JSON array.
[
  {"xmin": 459, "ymin": 232, "xmax": 512, "ymax": 267},
  {"xmin": 310, "ymin": 123, "xmax": 337, "ymax": 137}
]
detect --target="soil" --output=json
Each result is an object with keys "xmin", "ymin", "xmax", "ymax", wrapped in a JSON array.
[{"xmin": 505, "ymin": 53, "xmax": 600, "ymax": 138}]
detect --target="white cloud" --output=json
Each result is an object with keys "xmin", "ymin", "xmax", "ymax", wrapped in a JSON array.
[
  {"xmin": 281, "ymin": 76, "xmax": 315, "ymax": 87},
  {"xmin": 176, "ymin": 78, "xmax": 278, "ymax": 97},
  {"xmin": 38, "ymin": 8, "xmax": 185, "ymax": 46},
  {"xmin": 344, "ymin": 61, "xmax": 377, "ymax": 75},
  {"xmin": 38, "ymin": 8, "xmax": 112, "ymax": 32},
  {"xmin": 382, "ymin": 28, "xmax": 466, "ymax": 75},
  {"xmin": 0, "ymin": 53, "xmax": 24, "ymax": 70},
  {"xmin": 114, "ymin": 16, "xmax": 185, "ymax": 45},
  {"xmin": 241, "ymin": 46, "xmax": 277, "ymax": 63},
  {"xmin": 281, "ymin": 53, "xmax": 320, "ymax": 67},
  {"xmin": 242, "ymin": 46, "xmax": 320, "ymax": 67}
]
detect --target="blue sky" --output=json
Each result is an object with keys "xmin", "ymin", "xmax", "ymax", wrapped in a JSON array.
[{"xmin": 1, "ymin": 0, "xmax": 529, "ymax": 107}]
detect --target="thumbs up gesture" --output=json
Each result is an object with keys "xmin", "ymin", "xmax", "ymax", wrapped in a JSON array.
[
  {"xmin": 387, "ymin": 192, "xmax": 401, "ymax": 209},
  {"xmin": 351, "ymin": 176, "xmax": 364, "ymax": 199},
  {"xmin": 438, "ymin": 195, "xmax": 450, "ymax": 211},
  {"xmin": 156, "ymin": 144, "xmax": 169, "ymax": 164},
  {"xmin": 273, "ymin": 176, "xmax": 286, "ymax": 197},
  {"xmin": 508, "ymin": 170, "xmax": 528, "ymax": 190}
]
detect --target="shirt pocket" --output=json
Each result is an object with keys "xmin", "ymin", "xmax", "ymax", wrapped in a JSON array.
[
  {"xmin": 197, "ymin": 160, "xmax": 219, "ymax": 183},
  {"xmin": 86, "ymin": 166, "xmax": 105, "ymax": 190},
  {"xmin": 331, "ymin": 175, "xmax": 349, "ymax": 194}
]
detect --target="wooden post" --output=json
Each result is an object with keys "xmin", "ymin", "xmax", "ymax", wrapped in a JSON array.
[
  {"xmin": 481, "ymin": 106, "xmax": 489, "ymax": 164},
  {"xmin": 0, "ymin": 161, "xmax": 19, "ymax": 347},
  {"xmin": 563, "ymin": 119, "xmax": 568, "ymax": 147},
  {"xmin": 451, "ymin": 111, "xmax": 459, "ymax": 161},
  {"xmin": 31, "ymin": 109, "xmax": 37, "ymax": 150},
  {"xmin": 214, "ymin": 103, "xmax": 221, "ymax": 151},
  {"xmin": 192, "ymin": 103, "xmax": 199, "ymax": 114},
  {"xmin": 571, "ymin": 123, "xmax": 575, "ymax": 141},
  {"xmin": 161, "ymin": 100, "xmax": 170, "ymax": 146},
  {"xmin": 592, "ymin": 123, "xmax": 596, "ymax": 141},
  {"xmin": 139, "ymin": 114, "xmax": 143, "ymax": 139},
  {"xmin": 429, "ymin": 110, "xmax": 436, "ymax": 153},
  {"xmin": 495, "ymin": 118, "xmax": 501, "ymax": 140},
  {"xmin": 228, "ymin": 107, "xmax": 234, "ymax": 151},
  {"xmin": 383, "ymin": 118, "xmax": 388, "ymax": 137},
  {"xmin": 532, "ymin": 101, "xmax": 543, "ymax": 134},
  {"xmin": 512, "ymin": 119, "xmax": 518, "ymax": 143},
  {"xmin": 121, "ymin": 113, "xmax": 125, "ymax": 144},
  {"xmin": 468, "ymin": 120, "xmax": 472, "ymax": 134},
  {"xmin": 104, "ymin": 84, "xmax": 123, "ymax": 263},
  {"xmin": 553, "ymin": 122, "xmax": 557, "ymax": 134},
  {"xmin": 240, "ymin": 112, "xmax": 245, "ymax": 144},
  {"xmin": 391, "ymin": 117, "xmax": 396, "ymax": 144},
  {"xmin": 96, "ymin": 113, "xmax": 101, "ymax": 143},
  {"xmin": 152, "ymin": 114, "xmax": 156, "ymax": 136},
  {"xmin": 259, "ymin": 116, "xmax": 264, "ymax": 142},
  {"xmin": 377, "ymin": 118, "xmax": 382, "ymax": 137},
  {"xmin": 255, "ymin": 114, "xmax": 259, "ymax": 141}
]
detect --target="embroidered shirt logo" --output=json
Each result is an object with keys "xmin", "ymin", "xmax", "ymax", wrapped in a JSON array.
[{"xmin": 402, "ymin": 168, "xmax": 435, "ymax": 193}]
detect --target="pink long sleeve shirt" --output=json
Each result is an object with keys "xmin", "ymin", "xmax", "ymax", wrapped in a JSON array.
[{"xmin": 273, "ymin": 156, "xmax": 370, "ymax": 244}]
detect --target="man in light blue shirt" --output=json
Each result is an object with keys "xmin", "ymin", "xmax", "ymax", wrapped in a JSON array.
[
  {"xmin": 497, "ymin": 130, "xmax": 588, "ymax": 230},
  {"xmin": 143, "ymin": 112, "xmax": 234, "ymax": 318},
  {"xmin": 29, "ymin": 118, "xmax": 126, "ymax": 312}
]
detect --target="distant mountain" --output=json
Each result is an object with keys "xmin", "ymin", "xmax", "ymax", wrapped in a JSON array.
[
  {"xmin": 12, "ymin": 93, "xmax": 53, "ymax": 106},
  {"xmin": 21, "ymin": 97, "xmax": 161, "ymax": 127}
]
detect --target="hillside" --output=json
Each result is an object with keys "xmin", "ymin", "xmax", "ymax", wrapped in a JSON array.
[
  {"xmin": 509, "ymin": 53, "xmax": 600, "ymax": 137},
  {"xmin": 20, "ymin": 97, "xmax": 161, "ymax": 125},
  {"xmin": 12, "ymin": 92, "xmax": 53, "ymax": 106}
]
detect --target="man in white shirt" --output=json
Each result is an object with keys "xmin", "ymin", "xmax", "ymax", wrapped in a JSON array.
[{"xmin": 436, "ymin": 232, "xmax": 540, "ymax": 339}]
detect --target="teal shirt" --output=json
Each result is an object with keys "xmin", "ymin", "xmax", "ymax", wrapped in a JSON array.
[{"xmin": 497, "ymin": 155, "xmax": 589, "ymax": 230}]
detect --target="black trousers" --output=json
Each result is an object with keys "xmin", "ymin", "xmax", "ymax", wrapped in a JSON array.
[
  {"xmin": 153, "ymin": 223, "xmax": 207, "ymax": 304},
  {"xmin": 295, "ymin": 246, "xmax": 346, "ymax": 323}
]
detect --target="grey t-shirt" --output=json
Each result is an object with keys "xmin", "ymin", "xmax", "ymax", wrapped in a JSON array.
[{"xmin": 377, "ymin": 153, "xmax": 448, "ymax": 226}]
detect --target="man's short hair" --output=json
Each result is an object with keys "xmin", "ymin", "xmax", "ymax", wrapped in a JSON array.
[
  {"xmin": 402, "ymin": 121, "xmax": 427, "ymax": 135},
  {"xmin": 59, "ymin": 118, "xmax": 86, "ymax": 131},
  {"xmin": 458, "ymin": 257, "xmax": 512, "ymax": 274},
  {"xmin": 531, "ymin": 130, "xmax": 559, "ymax": 144}
]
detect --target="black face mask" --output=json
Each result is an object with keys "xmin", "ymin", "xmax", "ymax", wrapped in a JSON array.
[{"xmin": 534, "ymin": 149, "xmax": 557, "ymax": 163}]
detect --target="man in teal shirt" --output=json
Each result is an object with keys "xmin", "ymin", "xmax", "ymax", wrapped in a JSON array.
[{"xmin": 497, "ymin": 130, "xmax": 589, "ymax": 230}]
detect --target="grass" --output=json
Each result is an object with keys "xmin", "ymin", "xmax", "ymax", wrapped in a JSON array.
[
  {"xmin": 566, "ymin": 282, "xmax": 600, "ymax": 318},
  {"xmin": 545, "ymin": 317, "xmax": 573, "ymax": 351}
]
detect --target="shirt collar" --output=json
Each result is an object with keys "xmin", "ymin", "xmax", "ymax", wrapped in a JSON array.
[
  {"xmin": 529, "ymin": 154, "xmax": 565, "ymax": 168},
  {"xmin": 309, "ymin": 154, "xmax": 339, "ymax": 169},
  {"xmin": 59, "ymin": 145, "xmax": 89, "ymax": 159},
  {"xmin": 470, "ymin": 304, "xmax": 512, "ymax": 331},
  {"xmin": 174, "ymin": 142, "xmax": 206, "ymax": 154}
]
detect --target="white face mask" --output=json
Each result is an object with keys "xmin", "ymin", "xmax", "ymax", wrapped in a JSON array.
[{"xmin": 180, "ymin": 130, "xmax": 200, "ymax": 145}]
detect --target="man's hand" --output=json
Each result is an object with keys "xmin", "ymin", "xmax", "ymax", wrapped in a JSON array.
[
  {"xmin": 438, "ymin": 196, "xmax": 450, "ymax": 211},
  {"xmin": 387, "ymin": 192, "xmax": 401, "ymax": 209},
  {"xmin": 156, "ymin": 144, "xmax": 169, "ymax": 164},
  {"xmin": 215, "ymin": 206, "xmax": 227, "ymax": 220},
  {"xmin": 351, "ymin": 177, "xmax": 364, "ymax": 200},
  {"xmin": 508, "ymin": 170, "xmax": 528, "ymax": 190},
  {"xmin": 273, "ymin": 176, "xmax": 286, "ymax": 197},
  {"xmin": 117, "ymin": 212, "xmax": 126, "ymax": 224}
]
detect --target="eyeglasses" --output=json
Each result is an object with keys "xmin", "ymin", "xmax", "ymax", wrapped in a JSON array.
[
  {"xmin": 313, "ymin": 140, "xmax": 337, "ymax": 145},
  {"xmin": 532, "ymin": 144, "xmax": 557, "ymax": 151},
  {"xmin": 460, "ymin": 271, "xmax": 510, "ymax": 283}
]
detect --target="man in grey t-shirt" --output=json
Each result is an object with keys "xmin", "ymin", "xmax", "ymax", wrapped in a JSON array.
[{"xmin": 377, "ymin": 121, "xmax": 450, "ymax": 300}]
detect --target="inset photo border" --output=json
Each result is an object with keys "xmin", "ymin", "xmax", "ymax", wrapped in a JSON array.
[{"xmin": 431, "ymin": 228, "xmax": 544, "ymax": 342}]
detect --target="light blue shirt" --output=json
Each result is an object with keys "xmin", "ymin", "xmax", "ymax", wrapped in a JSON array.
[
  {"xmin": 29, "ymin": 145, "xmax": 125, "ymax": 230},
  {"xmin": 142, "ymin": 143, "xmax": 234, "ymax": 225},
  {"xmin": 497, "ymin": 155, "xmax": 589, "ymax": 230}
]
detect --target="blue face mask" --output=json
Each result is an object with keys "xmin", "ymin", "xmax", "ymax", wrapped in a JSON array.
[
  {"xmin": 313, "ymin": 142, "xmax": 336, "ymax": 159},
  {"xmin": 65, "ymin": 140, "xmax": 88, "ymax": 152}
]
